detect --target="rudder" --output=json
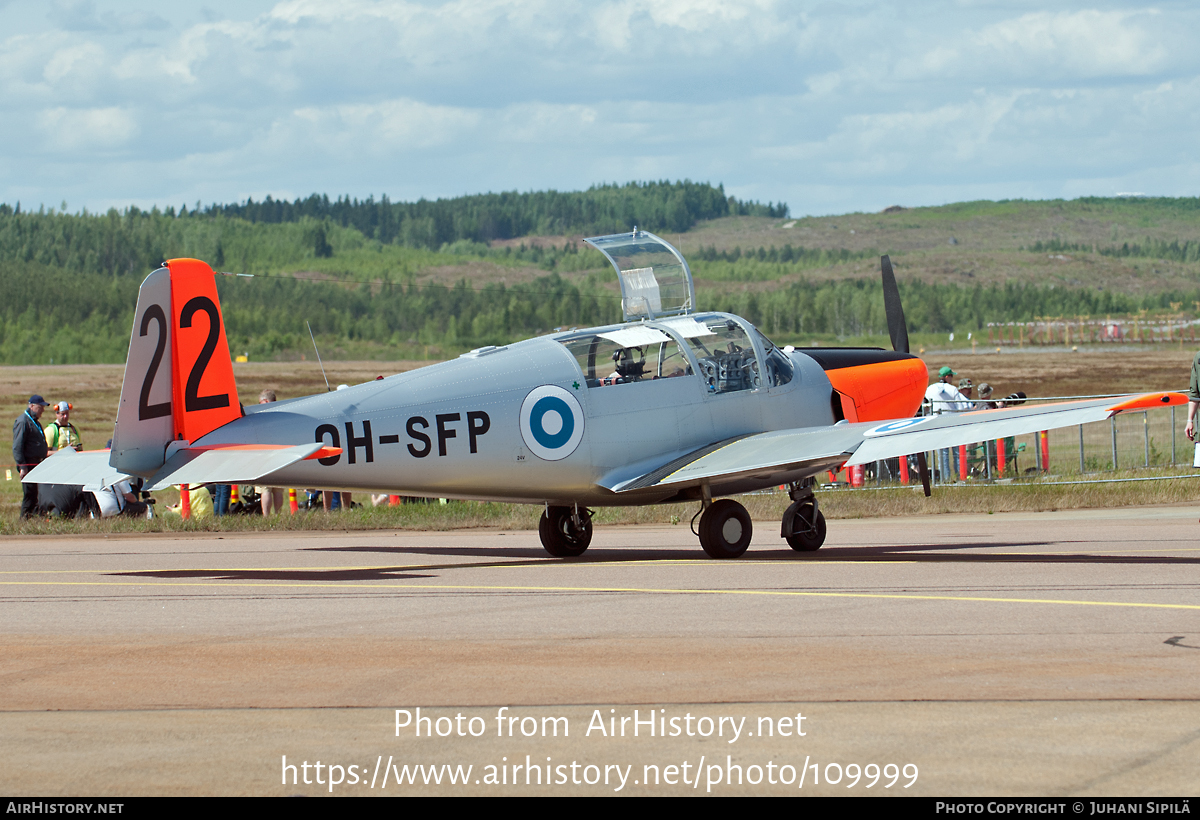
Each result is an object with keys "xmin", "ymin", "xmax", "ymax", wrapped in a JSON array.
[{"xmin": 111, "ymin": 258, "xmax": 241, "ymax": 477}]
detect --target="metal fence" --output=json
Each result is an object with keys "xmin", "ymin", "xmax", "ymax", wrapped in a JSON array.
[{"xmin": 851, "ymin": 398, "xmax": 1192, "ymax": 487}]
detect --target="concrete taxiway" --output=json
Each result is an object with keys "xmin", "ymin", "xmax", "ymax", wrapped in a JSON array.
[{"xmin": 2, "ymin": 506, "xmax": 1198, "ymax": 796}]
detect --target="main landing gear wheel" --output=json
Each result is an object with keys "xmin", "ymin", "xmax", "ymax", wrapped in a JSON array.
[
  {"xmin": 539, "ymin": 506, "xmax": 593, "ymax": 557},
  {"xmin": 698, "ymin": 499, "xmax": 752, "ymax": 559},
  {"xmin": 783, "ymin": 499, "xmax": 826, "ymax": 552}
]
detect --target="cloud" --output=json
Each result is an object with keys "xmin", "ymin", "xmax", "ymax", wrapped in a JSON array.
[
  {"xmin": 48, "ymin": 0, "xmax": 169, "ymax": 34},
  {"xmin": 3, "ymin": 1, "xmax": 1200, "ymax": 216},
  {"xmin": 36, "ymin": 106, "xmax": 139, "ymax": 151}
]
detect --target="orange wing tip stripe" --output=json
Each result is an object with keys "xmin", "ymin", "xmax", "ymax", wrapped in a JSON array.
[
  {"xmin": 189, "ymin": 443, "xmax": 294, "ymax": 452},
  {"xmin": 181, "ymin": 443, "xmax": 343, "ymax": 460},
  {"xmin": 1107, "ymin": 392, "xmax": 1187, "ymax": 414}
]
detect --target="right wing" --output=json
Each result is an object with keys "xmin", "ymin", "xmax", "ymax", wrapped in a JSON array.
[{"xmin": 605, "ymin": 391, "xmax": 1185, "ymax": 495}]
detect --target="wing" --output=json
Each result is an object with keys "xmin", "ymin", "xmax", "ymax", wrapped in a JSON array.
[{"xmin": 605, "ymin": 391, "xmax": 1186, "ymax": 495}]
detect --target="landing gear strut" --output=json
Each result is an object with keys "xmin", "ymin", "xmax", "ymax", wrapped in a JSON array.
[
  {"xmin": 698, "ymin": 499, "xmax": 753, "ymax": 559},
  {"xmin": 782, "ymin": 478, "xmax": 826, "ymax": 552},
  {"xmin": 539, "ymin": 505, "xmax": 593, "ymax": 557}
]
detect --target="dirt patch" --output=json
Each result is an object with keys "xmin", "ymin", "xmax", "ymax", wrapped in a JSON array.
[{"xmin": 921, "ymin": 347, "xmax": 1192, "ymax": 398}]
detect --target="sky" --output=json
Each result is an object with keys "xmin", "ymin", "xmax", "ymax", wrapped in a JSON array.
[{"xmin": 2, "ymin": 0, "xmax": 1198, "ymax": 217}]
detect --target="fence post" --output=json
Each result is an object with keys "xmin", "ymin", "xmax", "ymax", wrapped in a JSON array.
[
  {"xmin": 1111, "ymin": 416, "xmax": 1118, "ymax": 471},
  {"xmin": 1079, "ymin": 424, "xmax": 1085, "ymax": 474},
  {"xmin": 984, "ymin": 440, "xmax": 992, "ymax": 481},
  {"xmin": 1144, "ymin": 411, "xmax": 1150, "ymax": 467},
  {"xmin": 1172, "ymin": 405, "xmax": 1177, "ymax": 465}
]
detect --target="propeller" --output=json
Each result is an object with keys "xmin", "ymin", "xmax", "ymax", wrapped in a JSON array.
[{"xmin": 880, "ymin": 255, "xmax": 909, "ymax": 354}]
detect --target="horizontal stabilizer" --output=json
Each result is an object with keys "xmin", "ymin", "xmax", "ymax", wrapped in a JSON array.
[
  {"xmin": 146, "ymin": 443, "xmax": 338, "ymax": 491},
  {"xmin": 23, "ymin": 449, "xmax": 132, "ymax": 489}
]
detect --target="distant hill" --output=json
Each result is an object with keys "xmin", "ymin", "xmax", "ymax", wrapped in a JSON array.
[{"xmin": 1, "ymin": 193, "xmax": 1199, "ymax": 364}]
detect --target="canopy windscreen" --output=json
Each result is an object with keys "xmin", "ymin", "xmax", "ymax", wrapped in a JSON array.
[{"xmin": 584, "ymin": 231, "xmax": 695, "ymax": 321}]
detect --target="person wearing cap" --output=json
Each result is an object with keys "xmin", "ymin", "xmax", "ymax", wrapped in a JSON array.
[
  {"xmin": 975, "ymin": 383, "xmax": 997, "ymax": 410},
  {"xmin": 924, "ymin": 366, "xmax": 972, "ymax": 481},
  {"xmin": 958, "ymin": 377, "xmax": 974, "ymax": 400},
  {"xmin": 44, "ymin": 401, "xmax": 82, "ymax": 452},
  {"xmin": 13, "ymin": 395, "xmax": 49, "ymax": 518},
  {"xmin": 1186, "ymin": 350, "xmax": 1200, "ymax": 445}
]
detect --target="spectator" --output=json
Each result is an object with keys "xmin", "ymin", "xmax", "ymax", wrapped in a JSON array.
[
  {"xmin": 13, "ymin": 395, "xmax": 49, "ymax": 518},
  {"xmin": 976, "ymin": 383, "xmax": 998, "ymax": 410},
  {"xmin": 92, "ymin": 478, "xmax": 150, "ymax": 518},
  {"xmin": 44, "ymin": 401, "xmax": 82, "ymax": 451},
  {"xmin": 38, "ymin": 483, "xmax": 87, "ymax": 518},
  {"xmin": 164, "ymin": 484, "xmax": 213, "ymax": 518},
  {"xmin": 1187, "ymin": 350, "xmax": 1200, "ymax": 444},
  {"xmin": 323, "ymin": 385, "xmax": 353, "ymax": 511},
  {"xmin": 257, "ymin": 389, "xmax": 285, "ymax": 515},
  {"xmin": 924, "ymin": 367, "xmax": 971, "ymax": 481}
]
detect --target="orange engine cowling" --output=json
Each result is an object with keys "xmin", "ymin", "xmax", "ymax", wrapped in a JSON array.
[{"xmin": 799, "ymin": 348, "xmax": 928, "ymax": 423}]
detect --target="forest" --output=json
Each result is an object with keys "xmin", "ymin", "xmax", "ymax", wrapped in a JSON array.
[{"xmin": 2, "ymin": 187, "xmax": 1199, "ymax": 364}]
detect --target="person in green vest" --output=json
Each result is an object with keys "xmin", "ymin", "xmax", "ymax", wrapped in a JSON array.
[{"xmin": 44, "ymin": 401, "xmax": 82, "ymax": 452}]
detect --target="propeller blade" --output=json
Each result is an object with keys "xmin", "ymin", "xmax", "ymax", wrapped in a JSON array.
[{"xmin": 881, "ymin": 255, "xmax": 909, "ymax": 353}]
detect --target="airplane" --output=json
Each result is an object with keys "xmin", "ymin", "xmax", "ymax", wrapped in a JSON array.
[{"xmin": 25, "ymin": 230, "xmax": 1187, "ymax": 558}]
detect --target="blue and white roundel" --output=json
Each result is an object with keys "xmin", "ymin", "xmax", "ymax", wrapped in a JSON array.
[
  {"xmin": 864, "ymin": 417, "xmax": 930, "ymax": 437},
  {"xmin": 520, "ymin": 385, "xmax": 585, "ymax": 461}
]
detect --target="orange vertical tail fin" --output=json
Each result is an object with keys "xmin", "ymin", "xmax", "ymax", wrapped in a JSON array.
[{"xmin": 166, "ymin": 258, "xmax": 241, "ymax": 444}]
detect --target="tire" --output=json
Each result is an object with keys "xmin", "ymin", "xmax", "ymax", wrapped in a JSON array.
[
  {"xmin": 698, "ymin": 499, "xmax": 752, "ymax": 559},
  {"xmin": 538, "ymin": 506, "xmax": 593, "ymax": 557},
  {"xmin": 784, "ymin": 500, "xmax": 826, "ymax": 552}
]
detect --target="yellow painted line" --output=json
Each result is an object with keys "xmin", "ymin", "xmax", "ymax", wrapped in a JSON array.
[{"xmin": 0, "ymin": 580, "xmax": 1197, "ymax": 611}]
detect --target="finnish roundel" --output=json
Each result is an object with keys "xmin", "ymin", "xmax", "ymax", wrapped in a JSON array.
[{"xmin": 520, "ymin": 385, "xmax": 585, "ymax": 461}]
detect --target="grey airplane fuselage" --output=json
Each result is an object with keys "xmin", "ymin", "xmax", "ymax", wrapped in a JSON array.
[{"xmin": 193, "ymin": 313, "xmax": 837, "ymax": 506}]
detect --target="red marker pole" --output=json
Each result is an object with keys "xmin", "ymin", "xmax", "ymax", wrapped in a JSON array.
[
  {"xmin": 388, "ymin": 494, "xmax": 400, "ymax": 506},
  {"xmin": 997, "ymin": 440, "xmax": 1006, "ymax": 475},
  {"xmin": 288, "ymin": 488, "xmax": 298, "ymax": 514},
  {"xmin": 1040, "ymin": 431, "xmax": 1050, "ymax": 472},
  {"xmin": 898, "ymin": 455, "xmax": 910, "ymax": 485},
  {"xmin": 958, "ymin": 445, "xmax": 968, "ymax": 480},
  {"xmin": 180, "ymin": 485, "xmax": 191, "ymax": 521},
  {"xmin": 230, "ymin": 484, "xmax": 240, "ymax": 505}
]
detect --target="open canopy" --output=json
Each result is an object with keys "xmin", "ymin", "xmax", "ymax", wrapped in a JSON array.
[{"xmin": 583, "ymin": 230, "xmax": 696, "ymax": 322}]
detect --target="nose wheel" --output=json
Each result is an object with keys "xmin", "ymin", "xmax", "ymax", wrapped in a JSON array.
[
  {"xmin": 697, "ymin": 499, "xmax": 753, "ymax": 559},
  {"xmin": 782, "ymin": 498, "xmax": 826, "ymax": 551},
  {"xmin": 539, "ymin": 505, "xmax": 593, "ymax": 557}
]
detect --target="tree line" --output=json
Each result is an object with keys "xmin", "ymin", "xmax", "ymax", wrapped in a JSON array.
[
  {"xmin": 1027, "ymin": 237, "xmax": 1200, "ymax": 263},
  {"xmin": 3, "ymin": 258, "xmax": 1197, "ymax": 365}
]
